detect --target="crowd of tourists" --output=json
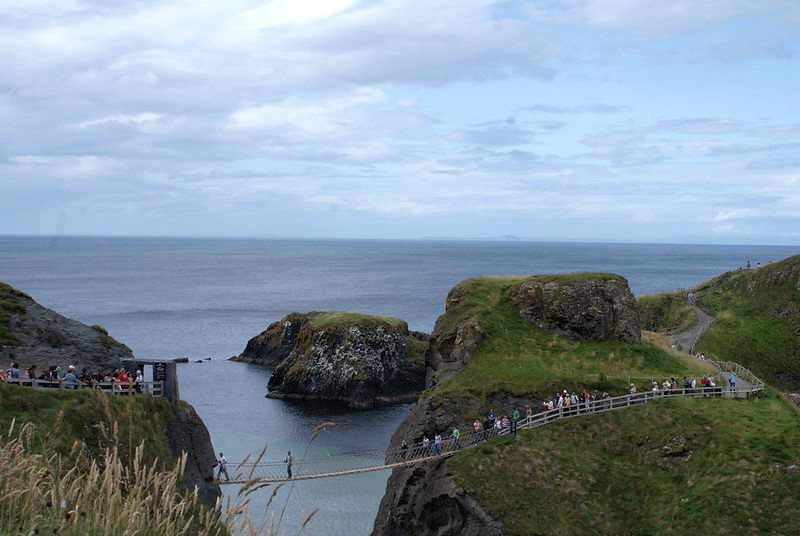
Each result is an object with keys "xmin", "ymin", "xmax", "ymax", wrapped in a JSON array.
[
  {"xmin": 1, "ymin": 361, "xmax": 147, "ymax": 393},
  {"xmin": 395, "ymin": 374, "xmax": 736, "ymax": 461}
]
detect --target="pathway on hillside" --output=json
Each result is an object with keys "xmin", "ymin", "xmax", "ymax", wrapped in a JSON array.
[{"xmin": 673, "ymin": 303, "xmax": 715, "ymax": 355}]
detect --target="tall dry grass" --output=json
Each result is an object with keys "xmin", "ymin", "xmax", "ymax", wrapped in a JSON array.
[{"xmin": 0, "ymin": 419, "xmax": 277, "ymax": 536}]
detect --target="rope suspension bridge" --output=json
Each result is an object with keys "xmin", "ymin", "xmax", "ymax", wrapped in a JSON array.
[{"xmin": 219, "ymin": 359, "xmax": 763, "ymax": 485}]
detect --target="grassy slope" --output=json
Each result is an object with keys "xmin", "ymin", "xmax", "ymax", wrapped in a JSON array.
[
  {"xmin": 637, "ymin": 292, "xmax": 696, "ymax": 334},
  {"xmin": 0, "ymin": 383, "xmax": 175, "ymax": 471},
  {"xmin": 450, "ymin": 393, "xmax": 800, "ymax": 536},
  {"xmin": 429, "ymin": 275, "xmax": 716, "ymax": 423},
  {"xmin": 427, "ymin": 273, "xmax": 800, "ymax": 535},
  {"xmin": 693, "ymin": 256, "xmax": 800, "ymax": 389},
  {"xmin": 0, "ymin": 385, "xmax": 227, "ymax": 535},
  {"xmin": 0, "ymin": 282, "xmax": 27, "ymax": 345}
]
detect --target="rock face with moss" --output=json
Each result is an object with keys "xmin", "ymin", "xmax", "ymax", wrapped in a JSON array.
[
  {"xmin": 372, "ymin": 274, "xmax": 642, "ymax": 536},
  {"xmin": 234, "ymin": 312, "xmax": 428, "ymax": 409},
  {"xmin": 0, "ymin": 282, "xmax": 131, "ymax": 372},
  {"xmin": 509, "ymin": 274, "xmax": 640, "ymax": 344}
]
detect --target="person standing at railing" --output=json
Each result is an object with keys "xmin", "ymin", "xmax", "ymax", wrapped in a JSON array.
[
  {"xmin": 729, "ymin": 372, "xmax": 737, "ymax": 388},
  {"xmin": 134, "ymin": 370, "xmax": 144, "ymax": 393},
  {"xmin": 5, "ymin": 363, "xmax": 20, "ymax": 380},
  {"xmin": 434, "ymin": 434, "xmax": 443, "ymax": 455},
  {"xmin": 63, "ymin": 366, "xmax": 79, "ymax": 389},
  {"xmin": 422, "ymin": 436, "xmax": 430, "ymax": 456}
]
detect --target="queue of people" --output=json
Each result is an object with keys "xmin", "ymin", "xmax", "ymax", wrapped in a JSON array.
[
  {"xmin": 394, "ymin": 373, "xmax": 737, "ymax": 461},
  {"xmin": 2, "ymin": 361, "xmax": 147, "ymax": 393}
]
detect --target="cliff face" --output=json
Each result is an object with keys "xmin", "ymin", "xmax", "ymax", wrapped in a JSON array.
[
  {"xmin": 164, "ymin": 402, "xmax": 222, "ymax": 511},
  {"xmin": 0, "ymin": 282, "xmax": 131, "ymax": 372},
  {"xmin": 235, "ymin": 312, "xmax": 428, "ymax": 409},
  {"xmin": 372, "ymin": 274, "xmax": 641, "ymax": 536}
]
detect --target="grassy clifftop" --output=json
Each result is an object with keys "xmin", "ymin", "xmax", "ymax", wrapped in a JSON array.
[
  {"xmin": 451, "ymin": 393, "xmax": 800, "ymax": 535},
  {"xmin": 428, "ymin": 275, "xmax": 714, "ymax": 422},
  {"xmin": 414, "ymin": 269, "xmax": 800, "ymax": 535},
  {"xmin": 638, "ymin": 254, "xmax": 800, "ymax": 390},
  {"xmin": 0, "ymin": 385, "xmax": 227, "ymax": 535}
]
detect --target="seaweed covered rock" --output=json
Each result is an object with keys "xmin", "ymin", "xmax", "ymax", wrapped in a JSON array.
[{"xmin": 234, "ymin": 312, "xmax": 428, "ymax": 409}]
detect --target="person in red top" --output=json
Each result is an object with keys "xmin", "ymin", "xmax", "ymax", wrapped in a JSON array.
[{"xmin": 116, "ymin": 369, "xmax": 130, "ymax": 392}]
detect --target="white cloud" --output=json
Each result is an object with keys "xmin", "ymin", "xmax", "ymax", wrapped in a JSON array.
[{"xmin": 76, "ymin": 112, "xmax": 161, "ymax": 129}]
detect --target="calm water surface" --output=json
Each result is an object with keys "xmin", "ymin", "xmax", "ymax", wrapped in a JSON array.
[{"xmin": 1, "ymin": 236, "xmax": 797, "ymax": 535}]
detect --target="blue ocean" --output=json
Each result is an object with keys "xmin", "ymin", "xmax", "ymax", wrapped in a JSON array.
[{"xmin": 1, "ymin": 236, "xmax": 797, "ymax": 535}]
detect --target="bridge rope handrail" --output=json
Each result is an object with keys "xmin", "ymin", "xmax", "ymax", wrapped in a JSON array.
[{"xmin": 222, "ymin": 372, "xmax": 764, "ymax": 484}]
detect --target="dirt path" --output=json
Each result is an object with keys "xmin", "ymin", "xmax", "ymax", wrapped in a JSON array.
[{"xmin": 673, "ymin": 303, "xmax": 715, "ymax": 354}]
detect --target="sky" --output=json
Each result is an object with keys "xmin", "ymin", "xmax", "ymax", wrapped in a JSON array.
[{"xmin": 1, "ymin": 0, "xmax": 799, "ymax": 245}]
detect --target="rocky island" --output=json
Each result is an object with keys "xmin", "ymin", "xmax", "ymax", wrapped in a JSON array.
[{"xmin": 233, "ymin": 311, "xmax": 428, "ymax": 409}]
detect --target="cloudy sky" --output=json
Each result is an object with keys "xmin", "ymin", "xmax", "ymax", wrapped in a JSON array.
[{"xmin": 1, "ymin": 0, "xmax": 799, "ymax": 244}]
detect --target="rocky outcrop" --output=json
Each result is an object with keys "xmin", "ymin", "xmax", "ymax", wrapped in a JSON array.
[
  {"xmin": 0, "ymin": 282, "xmax": 221, "ymax": 512},
  {"xmin": 164, "ymin": 402, "xmax": 222, "ymax": 511},
  {"xmin": 372, "ymin": 274, "xmax": 642, "ymax": 536},
  {"xmin": 509, "ymin": 275, "xmax": 640, "ymax": 344},
  {"xmin": 0, "ymin": 282, "xmax": 131, "ymax": 372},
  {"xmin": 234, "ymin": 312, "xmax": 308, "ymax": 367},
  {"xmin": 372, "ymin": 455, "xmax": 503, "ymax": 536},
  {"xmin": 234, "ymin": 312, "xmax": 428, "ymax": 409}
]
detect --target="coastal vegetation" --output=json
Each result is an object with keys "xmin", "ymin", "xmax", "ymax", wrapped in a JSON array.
[
  {"xmin": 449, "ymin": 392, "xmax": 800, "ymax": 535},
  {"xmin": 694, "ymin": 255, "xmax": 800, "ymax": 390},
  {"xmin": 0, "ymin": 282, "xmax": 27, "ymax": 345},
  {"xmin": 375, "ymin": 264, "xmax": 800, "ymax": 535},
  {"xmin": 428, "ymin": 275, "xmax": 715, "ymax": 423},
  {"xmin": 0, "ymin": 384, "xmax": 230, "ymax": 535},
  {"xmin": 638, "ymin": 255, "xmax": 800, "ymax": 390},
  {"xmin": 637, "ymin": 292, "xmax": 696, "ymax": 334}
]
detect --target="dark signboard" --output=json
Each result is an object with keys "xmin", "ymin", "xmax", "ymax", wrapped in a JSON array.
[{"xmin": 154, "ymin": 362, "xmax": 167, "ymax": 381}]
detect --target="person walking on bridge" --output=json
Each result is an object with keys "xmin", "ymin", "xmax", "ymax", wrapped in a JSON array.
[
  {"xmin": 216, "ymin": 452, "xmax": 230, "ymax": 481},
  {"xmin": 285, "ymin": 450, "xmax": 294, "ymax": 478}
]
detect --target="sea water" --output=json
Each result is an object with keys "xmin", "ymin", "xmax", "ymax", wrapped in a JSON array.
[{"xmin": 0, "ymin": 236, "xmax": 796, "ymax": 535}]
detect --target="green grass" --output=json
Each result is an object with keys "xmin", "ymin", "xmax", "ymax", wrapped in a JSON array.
[
  {"xmin": 637, "ymin": 292, "xmax": 696, "ymax": 334},
  {"xmin": 691, "ymin": 255, "xmax": 800, "ymax": 389},
  {"xmin": 306, "ymin": 311, "xmax": 408, "ymax": 330},
  {"xmin": 449, "ymin": 392, "xmax": 800, "ymax": 536},
  {"xmin": 426, "ymin": 276, "xmax": 716, "ymax": 424},
  {"xmin": 91, "ymin": 324, "xmax": 130, "ymax": 350},
  {"xmin": 0, "ymin": 282, "xmax": 27, "ymax": 346},
  {"xmin": 0, "ymin": 383, "xmax": 174, "ymax": 469},
  {"xmin": 414, "ymin": 264, "xmax": 800, "ymax": 534}
]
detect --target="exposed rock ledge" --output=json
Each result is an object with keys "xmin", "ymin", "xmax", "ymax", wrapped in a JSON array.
[{"xmin": 233, "ymin": 312, "xmax": 428, "ymax": 409}]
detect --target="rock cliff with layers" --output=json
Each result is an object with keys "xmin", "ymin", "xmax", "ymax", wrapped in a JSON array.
[{"xmin": 234, "ymin": 311, "xmax": 428, "ymax": 409}]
